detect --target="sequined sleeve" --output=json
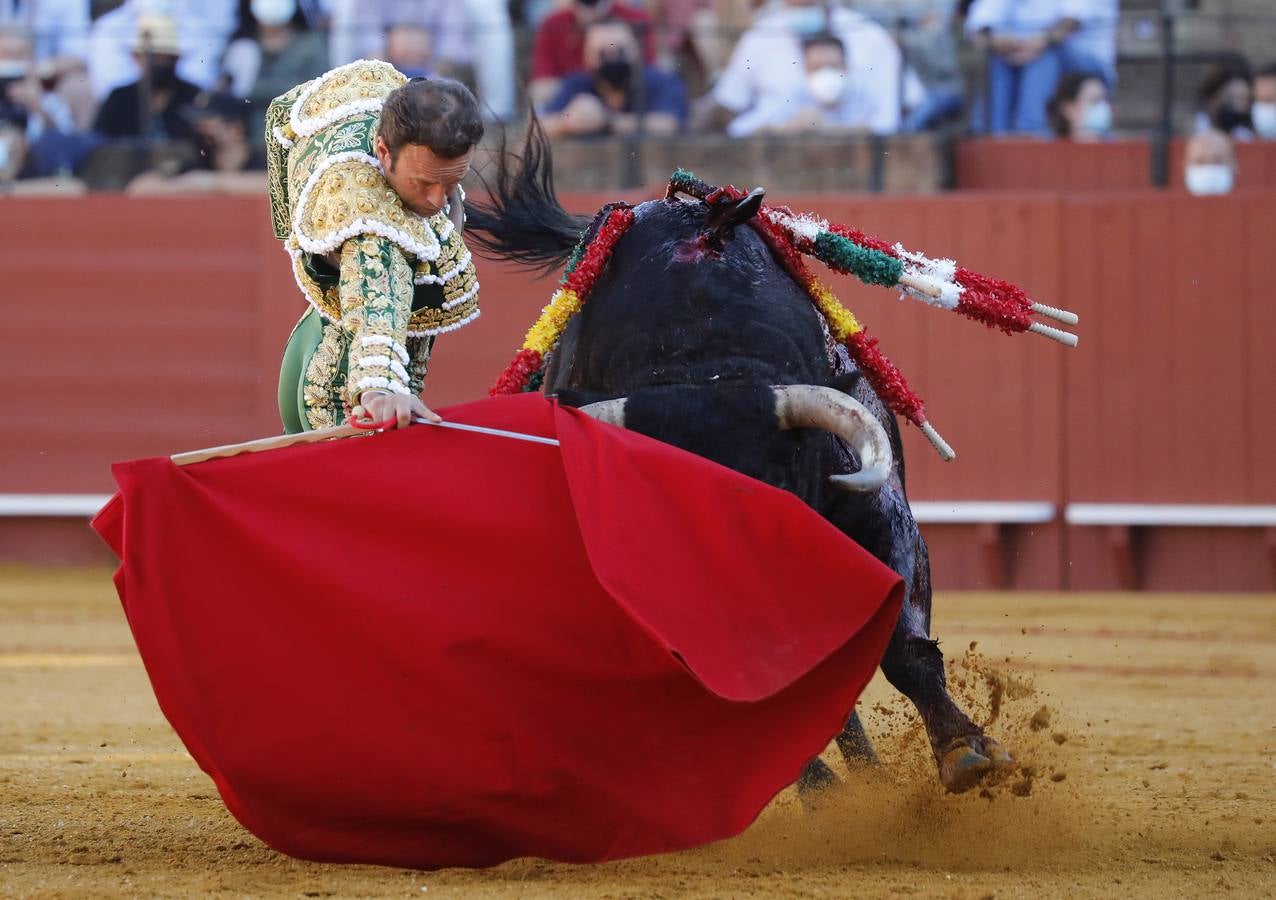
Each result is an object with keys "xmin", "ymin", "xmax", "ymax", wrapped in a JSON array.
[{"xmin": 338, "ymin": 235, "xmax": 416, "ymax": 404}]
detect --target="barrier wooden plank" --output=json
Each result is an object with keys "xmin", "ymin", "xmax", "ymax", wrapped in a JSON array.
[{"xmin": 955, "ymin": 140, "xmax": 1152, "ymax": 191}]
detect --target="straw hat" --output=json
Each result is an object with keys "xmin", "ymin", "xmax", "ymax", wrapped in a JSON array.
[{"xmin": 133, "ymin": 13, "xmax": 181, "ymax": 56}]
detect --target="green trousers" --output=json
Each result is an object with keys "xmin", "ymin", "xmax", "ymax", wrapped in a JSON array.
[{"xmin": 278, "ymin": 308, "xmax": 348, "ymax": 434}]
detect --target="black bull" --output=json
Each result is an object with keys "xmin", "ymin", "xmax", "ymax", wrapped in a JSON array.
[{"xmin": 464, "ymin": 130, "xmax": 1015, "ymax": 794}]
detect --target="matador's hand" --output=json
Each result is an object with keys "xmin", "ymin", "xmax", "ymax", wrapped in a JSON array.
[{"xmin": 353, "ymin": 390, "xmax": 442, "ymax": 429}]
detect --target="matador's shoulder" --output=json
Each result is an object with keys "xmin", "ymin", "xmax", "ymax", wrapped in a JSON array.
[{"xmin": 266, "ymin": 60, "xmax": 409, "ymax": 242}]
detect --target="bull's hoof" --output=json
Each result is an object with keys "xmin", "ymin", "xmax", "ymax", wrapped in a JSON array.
[{"xmin": 938, "ymin": 736, "xmax": 1015, "ymax": 794}]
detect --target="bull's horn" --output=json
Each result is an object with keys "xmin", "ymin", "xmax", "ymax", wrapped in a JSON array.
[
  {"xmin": 577, "ymin": 397, "xmax": 627, "ymax": 428},
  {"xmin": 773, "ymin": 385, "xmax": 892, "ymax": 493}
]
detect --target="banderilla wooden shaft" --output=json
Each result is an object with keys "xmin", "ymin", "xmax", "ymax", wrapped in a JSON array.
[{"xmin": 171, "ymin": 423, "xmax": 363, "ymax": 467}]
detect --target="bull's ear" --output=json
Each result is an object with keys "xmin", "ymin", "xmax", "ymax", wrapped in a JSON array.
[
  {"xmin": 704, "ymin": 187, "xmax": 765, "ymax": 233},
  {"xmin": 699, "ymin": 187, "xmax": 766, "ymax": 251}
]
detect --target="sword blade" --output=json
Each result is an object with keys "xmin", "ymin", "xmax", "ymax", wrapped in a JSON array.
[{"xmin": 412, "ymin": 418, "xmax": 561, "ymax": 447}]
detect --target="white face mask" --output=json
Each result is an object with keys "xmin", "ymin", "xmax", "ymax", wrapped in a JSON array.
[
  {"xmin": 1081, "ymin": 100, "xmax": 1111, "ymax": 135},
  {"xmin": 1252, "ymin": 101, "xmax": 1276, "ymax": 138},
  {"xmin": 806, "ymin": 67, "xmax": 846, "ymax": 106},
  {"xmin": 251, "ymin": 0, "xmax": 296, "ymax": 26},
  {"xmin": 1184, "ymin": 163, "xmax": 1234, "ymax": 196}
]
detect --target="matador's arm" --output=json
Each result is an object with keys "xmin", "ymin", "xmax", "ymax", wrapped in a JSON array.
[{"xmin": 338, "ymin": 235, "xmax": 417, "ymax": 407}]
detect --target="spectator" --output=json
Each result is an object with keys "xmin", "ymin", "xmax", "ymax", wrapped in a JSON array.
[
  {"xmin": 1056, "ymin": 0, "xmax": 1117, "ymax": 87},
  {"xmin": 327, "ymin": 0, "xmax": 514, "ymax": 122},
  {"xmin": 529, "ymin": 0, "xmax": 655, "ymax": 110},
  {"xmin": 0, "ymin": 26, "xmax": 30, "ymax": 182},
  {"xmin": 1183, "ymin": 129, "xmax": 1236, "ymax": 197},
  {"xmin": 93, "ymin": 13, "xmax": 202, "ymax": 141},
  {"xmin": 965, "ymin": 0, "xmax": 1100, "ymax": 135},
  {"xmin": 645, "ymin": 0, "xmax": 716, "ymax": 93},
  {"xmin": 1194, "ymin": 63, "xmax": 1253, "ymax": 140},
  {"xmin": 1253, "ymin": 63, "xmax": 1276, "ymax": 140},
  {"xmin": 850, "ymin": 1, "xmax": 964, "ymax": 131},
  {"xmin": 1045, "ymin": 70, "xmax": 1109, "ymax": 141},
  {"xmin": 382, "ymin": 23, "xmax": 434, "ymax": 79},
  {"xmin": 462, "ymin": 0, "xmax": 516, "ymax": 122},
  {"xmin": 327, "ymin": 0, "xmax": 467, "ymax": 74},
  {"xmin": 188, "ymin": 90, "xmax": 265, "ymax": 170},
  {"xmin": 1, "ymin": 0, "xmax": 90, "ymax": 63},
  {"xmin": 220, "ymin": 0, "xmax": 327, "ymax": 141},
  {"xmin": 541, "ymin": 19, "xmax": 686, "ymax": 138},
  {"xmin": 127, "ymin": 89, "xmax": 267, "ymax": 192},
  {"xmin": 727, "ymin": 31, "xmax": 888, "ymax": 136},
  {"xmin": 88, "ymin": 0, "xmax": 238, "ymax": 99},
  {"xmin": 690, "ymin": 0, "xmax": 760, "ymax": 85},
  {"xmin": 1, "ymin": 1, "xmax": 96, "ymax": 129},
  {"xmin": 712, "ymin": 0, "xmax": 902, "ymax": 138},
  {"xmin": 0, "ymin": 26, "xmax": 98, "ymax": 177}
]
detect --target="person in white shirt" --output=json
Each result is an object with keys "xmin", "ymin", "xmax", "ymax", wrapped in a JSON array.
[
  {"xmin": 713, "ymin": 0, "xmax": 902, "ymax": 138},
  {"xmin": 726, "ymin": 31, "xmax": 891, "ymax": 136},
  {"xmin": 327, "ymin": 0, "xmax": 512, "ymax": 122},
  {"xmin": 1, "ymin": 0, "xmax": 91, "ymax": 63}
]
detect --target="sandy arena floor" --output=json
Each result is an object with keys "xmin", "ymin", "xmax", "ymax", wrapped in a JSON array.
[{"xmin": 1, "ymin": 567, "xmax": 1273, "ymax": 898}]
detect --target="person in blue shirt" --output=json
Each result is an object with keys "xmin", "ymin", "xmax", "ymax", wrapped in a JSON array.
[{"xmin": 541, "ymin": 19, "xmax": 686, "ymax": 138}]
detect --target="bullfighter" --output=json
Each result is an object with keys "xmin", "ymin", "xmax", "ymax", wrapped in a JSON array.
[{"xmin": 267, "ymin": 61, "xmax": 483, "ymax": 433}]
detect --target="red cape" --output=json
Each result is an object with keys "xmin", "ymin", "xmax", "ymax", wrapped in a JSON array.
[{"xmin": 92, "ymin": 394, "xmax": 902, "ymax": 869}]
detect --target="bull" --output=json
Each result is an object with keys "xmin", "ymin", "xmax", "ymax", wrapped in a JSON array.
[{"xmin": 464, "ymin": 128, "xmax": 1016, "ymax": 795}]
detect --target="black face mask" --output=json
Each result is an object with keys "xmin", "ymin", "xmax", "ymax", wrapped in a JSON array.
[
  {"xmin": 147, "ymin": 59, "xmax": 179, "ymax": 90},
  {"xmin": 1213, "ymin": 106, "xmax": 1253, "ymax": 135},
  {"xmin": 596, "ymin": 56, "xmax": 631, "ymax": 90}
]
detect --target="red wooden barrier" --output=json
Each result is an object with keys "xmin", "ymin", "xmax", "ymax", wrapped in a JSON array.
[
  {"xmin": 955, "ymin": 139, "xmax": 1152, "ymax": 191},
  {"xmin": 957, "ymin": 138, "xmax": 1276, "ymax": 192},
  {"xmin": 4, "ymin": 191, "xmax": 1273, "ymax": 589}
]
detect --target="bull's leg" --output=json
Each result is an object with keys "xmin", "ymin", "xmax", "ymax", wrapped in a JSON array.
[
  {"xmin": 795, "ymin": 711, "xmax": 877, "ymax": 800},
  {"xmin": 834, "ymin": 493, "xmax": 1014, "ymax": 793},
  {"xmin": 796, "ymin": 757, "xmax": 840, "ymax": 795},
  {"xmin": 835, "ymin": 711, "xmax": 878, "ymax": 767}
]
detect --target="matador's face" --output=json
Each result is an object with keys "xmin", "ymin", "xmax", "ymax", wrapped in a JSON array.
[{"xmin": 375, "ymin": 135, "xmax": 473, "ymax": 219}]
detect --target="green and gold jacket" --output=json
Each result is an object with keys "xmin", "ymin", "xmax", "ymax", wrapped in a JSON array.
[{"xmin": 266, "ymin": 60, "xmax": 480, "ymax": 431}]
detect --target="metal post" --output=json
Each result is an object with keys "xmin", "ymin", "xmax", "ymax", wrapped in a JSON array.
[
  {"xmin": 1151, "ymin": 8, "xmax": 1176, "ymax": 188},
  {"xmin": 619, "ymin": 21, "xmax": 649, "ymax": 190},
  {"xmin": 138, "ymin": 41, "xmax": 154, "ymax": 141}
]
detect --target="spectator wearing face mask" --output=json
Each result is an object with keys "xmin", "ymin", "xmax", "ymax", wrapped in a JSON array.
[
  {"xmin": 1251, "ymin": 63, "xmax": 1276, "ymax": 140},
  {"xmin": 1194, "ymin": 63, "xmax": 1254, "ymax": 141},
  {"xmin": 530, "ymin": 0, "xmax": 655, "ymax": 110},
  {"xmin": 220, "ymin": 0, "xmax": 328, "ymax": 143},
  {"xmin": 540, "ymin": 19, "xmax": 686, "ymax": 138},
  {"xmin": 712, "ymin": 0, "xmax": 902, "ymax": 138},
  {"xmin": 1183, "ymin": 129, "xmax": 1237, "ymax": 197},
  {"xmin": 725, "ymin": 32, "xmax": 881, "ymax": 136},
  {"xmin": 93, "ymin": 13, "xmax": 202, "ymax": 141},
  {"xmin": 1045, "ymin": 71, "xmax": 1109, "ymax": 141}
]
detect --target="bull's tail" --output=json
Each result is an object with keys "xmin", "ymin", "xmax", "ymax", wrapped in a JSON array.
[{"xmin": 464, "ymin": 116, "xmax": 590, "ymax": 275}]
